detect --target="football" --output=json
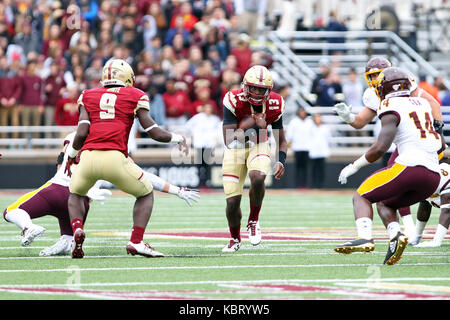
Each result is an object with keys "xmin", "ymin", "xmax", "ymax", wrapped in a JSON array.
[{"xmin": 238, "ymin": 115, "xmax": 256, "ymax": 130}]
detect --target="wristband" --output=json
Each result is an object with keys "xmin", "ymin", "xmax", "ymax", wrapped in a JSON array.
[
  {"xmin": 353, "ymin": 154, "xmax": 370, "ymax": 169},
  {"xmin": 278, "ymin": 151, "xmax": 287, "ymax": 166},
  {"xmin": 66, "ymin": 144, "xmax": 79, "ymax": 158}
]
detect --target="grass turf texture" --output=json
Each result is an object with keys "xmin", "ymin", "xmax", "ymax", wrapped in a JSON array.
[{"xmin": 0, "ymin": 190, "xmax": 449, "ymax": 300}]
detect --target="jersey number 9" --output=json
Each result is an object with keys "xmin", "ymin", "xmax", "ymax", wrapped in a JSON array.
[{"xmin": 99, "ymin": 93, "xmax": 117, "ymax": 119}]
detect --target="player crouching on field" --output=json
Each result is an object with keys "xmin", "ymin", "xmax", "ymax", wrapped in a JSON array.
[
  {"xmin": 336, "ymin": 67, "xmax": 445, "ymax": 265},
  {"xmin": 221, "ymin": 65, "xmax": 287, "ymax": 252}
]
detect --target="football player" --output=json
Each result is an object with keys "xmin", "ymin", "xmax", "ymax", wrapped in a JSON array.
[
  {"xmin": 2, "ymin": 131, "xmax": 199, "ymax": 256},
  {"xmin": 221, "ymin": 65, "xmax": 287, "ymax": 252},
  {"xmin": 332, "ymin": 56, "xmax": 443, "ymax": 242},
  {"xmin": 65, "ymin": 59, "xmax": 189, "ymax": 258},
  {"xmin": 408, "ymin": 157, "xmax": 450, "ymax": 247},
  {"xmin": 336, "ymin": 67, "xmax": 444, "ymax": 265}
]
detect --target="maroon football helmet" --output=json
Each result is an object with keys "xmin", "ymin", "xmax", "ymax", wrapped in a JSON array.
[
  {"xmin": 375, "ymin": 67, "xmax": 411, "ymax": 100},
  {"xmin": 364, "ymin": 57, "xmax": 392, "ymax": 87}
]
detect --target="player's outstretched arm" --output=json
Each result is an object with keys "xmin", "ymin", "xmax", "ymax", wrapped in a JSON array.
[
  {"xmin": 142, "ymin": 171, "xmax": 199, "ymax": 206},
  {"xmin": 136, "ymin": 108, "xmax": 188, "ymax": 155},
  {"xmin": 338, "ymin": 113, "xmax": 397, "ymax": 184},
  {"xmin": 333, "ymin": 103, "xmax": 377, "ymax": 129}
]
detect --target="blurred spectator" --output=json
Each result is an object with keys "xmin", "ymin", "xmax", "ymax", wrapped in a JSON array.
[
  {"xmin": 0, "ymin": 56, "xmax": 22, "ymax": 139},
  {"xmin": 326, "ymin": 11, "xmax": 347, "ymax": 55},
  {"xmin": 308, "ymin": 113, "xmax": 331, "ymax": 189},
  {"xmin": 148, "ymin": 2, "xmax": 167, "ymax": 39},
  {"xmin": 311, "ymin": 59, "xmax": 343, "ymax": 107},
  {"xmin": 418, "ymin": 74, "xmax": 441, "ymax": 104},
  {"xmin": 230, "ymin": 33, "xmax": 252, "ymax": 77},
  {"xmin": 193, "ymin": 60, "xmax": 220, "ymax": 101},
  {"xmin": 169, "ymin": 1, "xmax": 199, "ymax": 32},
  {"xmin": 234, "ymin": 0, "xmax": 267, "ymax": 39},
  {"xmin": 148, "ymin": 86, "xmax": 166, "ymax": 127},
  {"xmin": 44, "ymin": 61, "xmax": 66, "ymax": 137},
  {"xmin": 286, "ymin": 107, "xmax": 313, "ymax": 188},
  {"xmin": 162, "ymin": 78, "xmax": 192, "ymax": 128},
  {"xmin": 186, "ymin": 101, "xmax": 221, "ymax": 187},
  {"xmin": 141, "ymin": 15, "xmax": 157, "ymax": 52},
  {"xmin": 343, "ymin": 68, "xmax": 363, "ymax": 107},
  {"xmin": 191, "ymin": 86, "xmax": 218, "ymax": 115},
  {"xmin": 19, "ymin": 60, "xmax": 44, "ymax": 138},
  {"xmin": 12, "ymin": 19, "xmax": 40, "ymax": 57},
  {"xmin": 42, "ymin": 24, "xmax": 66, "ymax": 58},
  {"xmin": 164, "ymin": 15, "xmax": 191, "ymax": 46},
  {"xmin": 54, "ymin": 83, "xmax": 79, "ymax": 131}
]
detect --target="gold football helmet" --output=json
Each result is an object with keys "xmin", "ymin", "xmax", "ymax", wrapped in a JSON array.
[
  {"xmin": 101, "ymin": 59, "xmax": 135, "ymax": 87},
  {"xmin": 242, "ymin": 65, "xmax": 273, "ymax": 105}
]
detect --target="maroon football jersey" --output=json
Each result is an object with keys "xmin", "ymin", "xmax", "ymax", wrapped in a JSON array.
[
  {"xmin": 223, "ymin": 88, "xmax": 285, "ymax": 142},
  {"xmin": 78, "ymin": 86, "xmax": 150, "ymax": 156}
]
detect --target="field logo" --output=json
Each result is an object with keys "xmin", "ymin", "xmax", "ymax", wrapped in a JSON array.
[
  {"xmin": 66, "ymin": 265, "xmax": 81, "ymax": 287},
  {"xmin": 365, "ymin": 265, "xmax": 381, "ymax": 287}
]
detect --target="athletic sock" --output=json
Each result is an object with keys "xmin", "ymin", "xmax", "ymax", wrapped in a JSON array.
[
  {"xmin": 415, "ymin": 220, "xmax": 427, "ymax": 238},
  {"xmin": 229, "ymin": 225, "xmax": 241, "ymax": 242},
  {"xmin": 5, "ymin": 208, "xmax": 33, "ymax": 231},
  {"xmin": 130, "ymin": 226, "xmax": 145, "ymax": 244},
  {"xmin": 433, "ymin": 224, "xmax": 448, "ymax": 245},
  {"xmin": 355, "ymin": 217, "xmax": 373, "ymax": 240},
  {"xmin": 71, "ymin": 218, "xmax": 83, "ymax": 234},
  {"xmin": 400, "ymin": 214, "xmax": 415, "ymax": 236},
  {"xmin": 387, "ymin": 221, "xmax": 401, "ymax": 240},
  {"xmin": 248, "ymin": 204, "xmax": 261, "ymax": 223}
]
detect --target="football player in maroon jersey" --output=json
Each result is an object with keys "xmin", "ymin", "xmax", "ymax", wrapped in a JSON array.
[
  {"xmin": 65, "ymin": 59, "xmax": 189, "ymax": 258},
  {"xmin": 221, "ymin": 65, "xmax": 288, "ymax": 252}
]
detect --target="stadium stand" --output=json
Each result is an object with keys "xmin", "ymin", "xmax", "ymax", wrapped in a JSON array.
[{"xmin": 0, "ymin": 0, "xmax": 449, "ymax": 170}]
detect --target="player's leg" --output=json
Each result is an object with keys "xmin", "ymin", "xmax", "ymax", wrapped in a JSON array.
[
  {"xmin": 100, "ymin": 150, "xmax": 162, "ymax": 257},
  {"xmin": 68, "ymin": 150, "xmax": 100, "ymax": 258},
  {"xmin": 386, "ymin": 149, "xmax": 414, "ymax": 237},
  {"xmin": 3, "ymin": 183, "xmax": 53, "ymax": 246},
  {"xmin": 222, "ymin": 147, "xmax": 247, "ymax": 252},
  {"xmin": 416, "ymin": 192, "xmax": 450, "ymax": 247},
  {"xmin": 246, "ymin": 142, "xmax": 271, "ymax": 246},
  {"xmin": 409, "ymin": 200, "xmax": 432, "ymax": 246}
]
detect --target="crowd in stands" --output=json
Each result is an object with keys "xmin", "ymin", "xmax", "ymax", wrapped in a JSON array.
[{"xmin": 0, "ymin": 0, "xmax": 277, "ymax": 138}]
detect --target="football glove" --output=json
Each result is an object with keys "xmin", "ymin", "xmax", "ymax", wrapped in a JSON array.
[
  {"xmin": 177, "ymin": 187, "xmax": 200, "ymax": 207},
  {"xmin": 338, "ymin": 163, "xmax": 359, "ymax": 184},
  {"xmin": 86, "ymin": 188, "xmax": 112, "ymax": 205},
  {"xmin": 333, "ymin": 102, "xmax": 355, "ymax": 124}
]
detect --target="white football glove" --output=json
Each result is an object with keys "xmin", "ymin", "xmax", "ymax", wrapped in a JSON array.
[
  {"xmin": 338, "ymin": 163, "xmax": 359, "ymax": 184},
  {"xmin": 177, "ymin": 187, "xmax": 200, "ymax": 206},
  {"xmin": 333, "ymin": 102, "xmax": 355, "ymax": 124},
  {"xmin": 86, "ymin": 188, "xmax": 112, "ymax": 205}
]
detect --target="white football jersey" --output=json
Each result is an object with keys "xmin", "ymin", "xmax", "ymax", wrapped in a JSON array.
[
  {"xmin": 362, "ymin": 76, "xmax": 418, "ymax": 112},
  {"xmin": 49, "ymin": 131, "xmax": 76, "ymax": 187},
  {"xmin": 377, "ymin": 96, "xmax": 441, "ymax": 173},
  {"xmin": 427, "ymin": 162, "xmax": 450, "ymax": 207}
]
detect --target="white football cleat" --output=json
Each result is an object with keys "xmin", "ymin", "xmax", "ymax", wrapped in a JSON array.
[
  {"xmin": 39, "ymin": 236, "xmax": 73, "ymax": 256},
  {"xmin": 414, "ymin": 240, "xmax": 441, "ymax": 248},
  {"xmin": 222, "ymin": 238, "xmax": 241, "ymax": 253},
  {"xmin": 247, "ymin": 221, "xmax": 261, "ymax": 246},
  {"xmin": 21, "ymin": 224, "xmax": 46, "ymax": 246},
  {"xmin": 126, "ymin": 241, "xmax": 164, "ymax": 258},
  {"xmin": 408, "ymin": 235, "xmax": 422, "ymax": 246}
]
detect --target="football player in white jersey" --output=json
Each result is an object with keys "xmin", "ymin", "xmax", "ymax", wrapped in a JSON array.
[
  {"xmin": 333, "ymin": 57, "xmax": 443, "ymax": 242},
  {"xmin": 336, "ymin": 67, "xmax": 444, "ymax": 265},
  {"xmin": 408, "ymin": 158, "xmax": 450, "ymax": 247},
  {"xmin": 3, "ymin": 131, "xmax": 199, "ymax": 256}
]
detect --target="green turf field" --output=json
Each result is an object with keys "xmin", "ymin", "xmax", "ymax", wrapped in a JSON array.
[{"xmin": 0, "ymin": 190, "xmax": 449, "ymax": 300}]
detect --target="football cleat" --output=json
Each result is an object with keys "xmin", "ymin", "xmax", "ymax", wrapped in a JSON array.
[
  {"xmin": 334, "ymin": 238, "xmax": 375, "ymax": 254},
  {"xmin": 247, "ymin": 221, "xmax": 262, "ymax": 246},
  {"xmin": 72, "ymin": 228, "xmax": 85, "ymax": 259},
  {"xmin": 126, "ymin": 241, "xmax": 164, "ymax": 258},
  {"xmin": 40, "ymin": 236, "xmax": 73, "ymax": 256},
  {"xmin": 407, "ymin": 234, "xmax": 422, "ymax": 246},
  {"xmin": 222, "ymin": 238, "xmax": 242, "ymax": 253},
  {"xmin": 414, "ymin": 240, "xmax": 441, "ymax": 248},
  {"xmin": 21, "ymin": 224, "xmax": 46, "ymax": 247},
  {"xmin": 383, "ymin": 232, "xmax": 408, "ymax": 265}
]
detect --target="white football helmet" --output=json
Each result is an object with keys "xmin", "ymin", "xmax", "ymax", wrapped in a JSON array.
[
  {"xmin": 101, "ymin": 59, "xmax": 135, "ymax": 87},
  {"xmin": 242, "ymin": 65, "xmax": 273, "ymax": 105}
]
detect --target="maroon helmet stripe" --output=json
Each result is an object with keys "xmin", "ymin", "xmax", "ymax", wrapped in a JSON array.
[
  {"xmin": 107, "ymin": 61, "xmax": 113, "ymax": 80},
  {"xmin": 259, "ymin": 68, "xmax": 263, "ymax": 82}
]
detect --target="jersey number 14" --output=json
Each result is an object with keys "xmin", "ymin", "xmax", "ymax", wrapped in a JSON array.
[{"xmin": 409, "ymin": 111, "xmax": 440, "ymax": 139}]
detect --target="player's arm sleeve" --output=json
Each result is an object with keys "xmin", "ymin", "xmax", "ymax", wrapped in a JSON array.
[
  {"xmin": 223, "ymin": 106, "xmax": 238, "ymax": 125},
  {"xmin": 223, "ymin": 91, "xmax": 237, "ymax": 117},
  {"xmin": 271, "ymin": 116, "xmax": 283, "ymax": 129},
  {"xmin": 134, "ymin": 94, "xmax": 150, "ymax": 116},
  {"xmin": 274, "ymin": 97, "xmax": 286, "ymax": 122}
]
